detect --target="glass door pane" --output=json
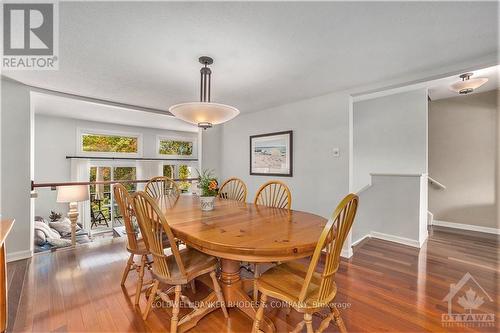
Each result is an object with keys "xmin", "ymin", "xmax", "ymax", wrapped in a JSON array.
[
  {"xmin": 112, "ymin": 166, "xmax": 136, "ymax": 228},
  {"xmin": 163, "ymin": 164, "xmax": 174, "ymax": 178},
  {"xmin": 89, "ymin": 166, "xmax": 112, "ymax": 234},
  {"xmin": 178, "ymin": 165, "xmax": 192, "ymax": 193}
]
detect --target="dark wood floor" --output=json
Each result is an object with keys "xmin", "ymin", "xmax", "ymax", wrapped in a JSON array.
[{"xmin": 7, "ymin": 227, "xmax": 499, "ymax": 332}]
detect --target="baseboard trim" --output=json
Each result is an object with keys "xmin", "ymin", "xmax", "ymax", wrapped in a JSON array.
[
  {"xmin": 351, "ymin": 234, "xmax": 370, "ymax": 248},
  {"xmin": 7, "ymin": 249, "xmax": 33, "ymax": 263},
  {"xmin": 370, "ymin": 231, "xmax": 421, "ymax": 248},
  {"xmin": 433, "ymin": 220, "xmax": 500, "ymax": 235}
]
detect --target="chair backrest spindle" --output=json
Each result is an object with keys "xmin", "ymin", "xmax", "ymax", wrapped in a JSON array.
[
  {"xmin": 145, "ymin": 176, "xmax": 180, "ymax": 201},
  {"xmin": 132, "ymin": 191, "xmax": 186, "ymax": 279},
  {"xmin": 298, "ymin": 194, "xmax": 358, "ymax": 304},
  {"xmin": 254, "ymin": 180, "xmax": 291, "ymax": 210},
  {"xmin": 113, "ymin": 184, "xmax": 139, "ymax": 251},
  {"xmin": 219, "ymin": 177, "xmax": 247, "ymax": 202}
]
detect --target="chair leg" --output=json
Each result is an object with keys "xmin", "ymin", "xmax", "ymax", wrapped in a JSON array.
[
  {"xmin": 251, "ymin": 293, "xmax": 267, "ymax": 333},
  {"xmin": 284, "ymin": 302, "xmax": 292, "ymax": 316},
  {"xmin": 253, "ymin": 264, "xmax": 260, "ymax": 301},
  {"xmin": 135, "ymin": 255, "xmax": 147, "ymax": 305},
  {"xmin": 121, "ymin": 253, "xmax": 134, "ymax": 286},
  {"xmin": 304, "ymin": 313, "xmax": 314, "ymax": 333},
  {"xmin": 190, "ymin": 279, "xmax": 196, "ymax": 293},
  {"xmin": 170, "ymin": 285, "xmax": 182, "ymax": 333},
  {"xmin": 290, "ymin": 320, "xmax": 306, "ymax": 333},
  {"xmin": 210, "ymin": 271, "xmax": 228, "ymax": 318},
  {"xmin": 142, "ymin": 280, "xmax": 159, "ymax": 320},
  {"xmin": 331, "ymin": 305, "xmax": 348, "ymax": 333}
]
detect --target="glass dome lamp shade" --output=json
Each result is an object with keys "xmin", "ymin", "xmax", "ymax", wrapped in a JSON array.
[
  {"xmin": 169, "ymin": 102, "xmax": 239, "ymax": 129},
  {"xmin": 449, "ymin": 73, "xmax": 488, "ymax": 95},
  {"xmin": 169, "ymin": 56, "xmax": 240, "ymax": 129}
]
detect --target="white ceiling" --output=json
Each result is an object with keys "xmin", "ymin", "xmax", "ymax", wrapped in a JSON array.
[
  {"xmin": 31, "ymin": 91, "xmax": 199, "ymax": 132},
  {"xmin": 4, "ymin": 1, "xmax": 499, "ymax": 114},
  {"xmin": 428, "ymin": 65, "xmax": 499, "ymax": 101}
]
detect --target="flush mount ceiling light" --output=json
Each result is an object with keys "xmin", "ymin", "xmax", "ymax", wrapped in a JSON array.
[
  {"xmin": 169, "ymin": 56, "xmax": 240, "ymax": 130},
  {"xmin": 449, "ymin": 73, "xmax": 488, "ymax": 95}
]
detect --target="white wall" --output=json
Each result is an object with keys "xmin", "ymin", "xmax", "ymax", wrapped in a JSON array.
[
  {"xmin": 353, "ymin": 89, "xmax": 428, "ymax": 191},
  {"xmin": 1, "ymin": 78, "xmax": 33, "ymax": 261},
  {"xmin": 201, "ymin": 125, "xmax": 222, "ymax": 173},
  {"xmin": 429, "ymin": 90, "xmax": 498, "ymax": 228},
  {"xmin": 353, "ymin": 174, "xmax": 428, "ymax": 247},
  {"xmin": 34, "ymin": 114, "xmax": 198, "ymax": 218},
  {"xmin": 220, "ymin": 91, "xmax": 351, "ymax": 219}
]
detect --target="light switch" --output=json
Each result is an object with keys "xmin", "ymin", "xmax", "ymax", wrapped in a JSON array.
[{"xmin": 333, "ymin": 148, "xmax": 340, "ymax": 157}]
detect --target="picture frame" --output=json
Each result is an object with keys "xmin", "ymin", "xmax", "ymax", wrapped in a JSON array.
[{"xmin": 249, "ymin": 130, "xmax": 293, "ymax": 177}]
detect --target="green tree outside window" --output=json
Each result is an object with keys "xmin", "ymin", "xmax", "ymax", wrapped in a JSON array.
[
  {"xmin": 82, "ymin": 134, "xmax": 138, "ymax": 153},
  {"xmin": 159, "ymin": 140, "xmax": 193, "ymax": 156}
]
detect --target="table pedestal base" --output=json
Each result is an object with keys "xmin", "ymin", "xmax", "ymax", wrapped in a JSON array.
[{"xmin": 220, "ymin": 259, "xmax": 276, "ymax": 333}]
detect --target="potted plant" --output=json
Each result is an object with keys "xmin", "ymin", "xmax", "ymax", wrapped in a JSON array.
[{"xmin": 197, "ymin": 169, "xmax": 218, "ymax": 211}]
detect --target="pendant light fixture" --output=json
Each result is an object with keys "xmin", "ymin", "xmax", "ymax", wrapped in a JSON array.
[
  {"xmin": 169, "ymin": 56, "xmax": 240, "ymax": 129},
  {"xmin": 449, "ymin": 73, "xmax": 488, "ymax": 95}
]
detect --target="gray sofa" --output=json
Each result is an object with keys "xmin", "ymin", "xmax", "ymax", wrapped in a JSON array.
[{"xmin": 34, "ymin": 216, "xmax": 91, "ymax": 252}]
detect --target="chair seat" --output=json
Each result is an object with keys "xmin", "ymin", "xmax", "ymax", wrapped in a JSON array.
[
  {"xmin": 257, "ymin": 261, "xmax": 336, "ymax": 310},
  {"xmin": 153, "ymin": 247, "xmax": 218, "ymax": 285}
]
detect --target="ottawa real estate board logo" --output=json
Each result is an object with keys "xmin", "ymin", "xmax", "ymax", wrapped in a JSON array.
[
  {"xmin": 3, "ymin": 1, "xmax": 59, "ymax": 70},
  {"xmin": 442, "ymin": 272, "xmax": 495, "ymax": 328}
]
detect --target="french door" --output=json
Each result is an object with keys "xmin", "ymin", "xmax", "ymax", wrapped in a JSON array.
[{"xmin": 89, "ymin": 162, "xmax": 136, "ymax": 235}]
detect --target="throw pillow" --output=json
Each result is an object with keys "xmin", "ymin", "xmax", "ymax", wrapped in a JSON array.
[
  {"xmin": 46, "ymin": 238, "xmax": 72, "ymax": 248},
  {"xmin": 35, "ymin": 220, "xmax": 61, "ymax": 239},
  {"xmin": 34, "ymin": 229, "xmax": 46, "ymax": 246},
  {"xmin": 49, "ymin": 220, "xmax": 72, "ymax": 237}
]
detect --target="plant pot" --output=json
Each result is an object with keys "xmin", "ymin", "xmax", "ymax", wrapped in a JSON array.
[{"xmin": 200, "ymin": 196, "xmax": 216, "ymax": 211}]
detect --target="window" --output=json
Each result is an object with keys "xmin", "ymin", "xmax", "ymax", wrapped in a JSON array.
[
  {"xmin": 178, "ymin": 165, "xmax": 193, "ymax": 193},
  {"xmin": 163, "ymin": 165, "xmax": 174, "ymax": 178},
  {"xmin": 162, "ymin": 164, "xmax": 194, "ymax": 193},
  {"xmin": 157, "ymin": 136, "xmax": 196, "ymax": 157},
  {"xmin": 79, "ymin": 129, "xmax": 142, "ymax": 156}
]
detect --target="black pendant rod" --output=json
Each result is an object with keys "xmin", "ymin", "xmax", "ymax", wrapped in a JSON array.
[{"xmin": 198, "ymin": 56, "xmax": 213, "ymax": 103}]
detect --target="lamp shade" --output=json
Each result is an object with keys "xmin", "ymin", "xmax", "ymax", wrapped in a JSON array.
[
  {"xmin": 169, "ymin": 102, "xmax": 240, "ymax": 127},
  {"xmin": 449, "ymin": 74, "xmax": 488, "ymax": 95},
  {"xmin": 56, "ymin": 185, "xmax": 89, "ymax": 203}
]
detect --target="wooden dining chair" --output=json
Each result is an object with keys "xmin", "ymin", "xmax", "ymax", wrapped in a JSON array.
[
  {"xmin": 145, "ymin": 176, "xmax": 180, "ymax": 201},
  {"xmin": 114, "ymin": 184, "xmax": 150, "ymax": 306},
  {"xmin": 252, "ymin": 193, "xmax": 359, "ymax": 333},
  {"xmin": 252, "ymin": 180, "xmax": 292, "ymax": 300},
  {"xmin": 132, "ymin": 191, "xmax": 228, "ymax": 329},
  {"xmin": 254, "ymin": 180, "xmax": 291, "ymax": 210},
  {"xmin": 219, "ymin": 177, "xmax": 247, "ymax": 202}
]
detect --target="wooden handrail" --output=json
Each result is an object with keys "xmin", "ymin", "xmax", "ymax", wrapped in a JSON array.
[
  {"xmin": 66, "ymin": 156, "xmax": 198, "ymax": 162},
  {"xmin": 31, "ymin": 178, "xmax": 198, "ymax": 190}
]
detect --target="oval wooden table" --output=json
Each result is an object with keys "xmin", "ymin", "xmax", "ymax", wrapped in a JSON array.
[{"xmin": 157, "ymin": 195, "xmax": 327, "ymax": 333}]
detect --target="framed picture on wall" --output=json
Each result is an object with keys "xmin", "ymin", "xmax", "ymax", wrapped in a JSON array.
[{"xmin": 250, "ymin": 130, "xmax": 293, "ymax": 177}]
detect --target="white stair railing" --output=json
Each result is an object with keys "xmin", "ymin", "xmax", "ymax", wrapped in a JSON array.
[{"xmin": 428, "ymin": 176, "xmax": 446, "ymax": 190}]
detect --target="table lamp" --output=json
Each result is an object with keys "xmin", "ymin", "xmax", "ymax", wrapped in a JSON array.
[{"xmin": 56, "ymin": 185, "xmax": 89, "ymax": 245}]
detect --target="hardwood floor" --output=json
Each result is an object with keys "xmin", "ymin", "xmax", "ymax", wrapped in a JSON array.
[{"xmin": 7, "ymin": 226, "xmax": 499, "ymax": 332}]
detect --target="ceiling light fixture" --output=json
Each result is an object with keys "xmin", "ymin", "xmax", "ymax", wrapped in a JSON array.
[
  {"xmin": 449, "ymin": 73, "xmax": 488, "ymax": 95},
  {"xmin": 169, "ymin": 56, "xmax": 240, "ymax": 130}
]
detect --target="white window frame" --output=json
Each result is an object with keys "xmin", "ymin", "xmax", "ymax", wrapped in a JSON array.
[
  {"xmin": 78, "ymin": 128, "xmax": 143, "ymax": 158},
  {"xmin": 156, "ymin": 135, "xmax": 197, "ymax": 159}
]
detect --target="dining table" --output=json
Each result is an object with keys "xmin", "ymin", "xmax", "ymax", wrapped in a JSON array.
[{"xmin": 157, "ymin": 195, "xmax": 327, "ymax": 333}]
